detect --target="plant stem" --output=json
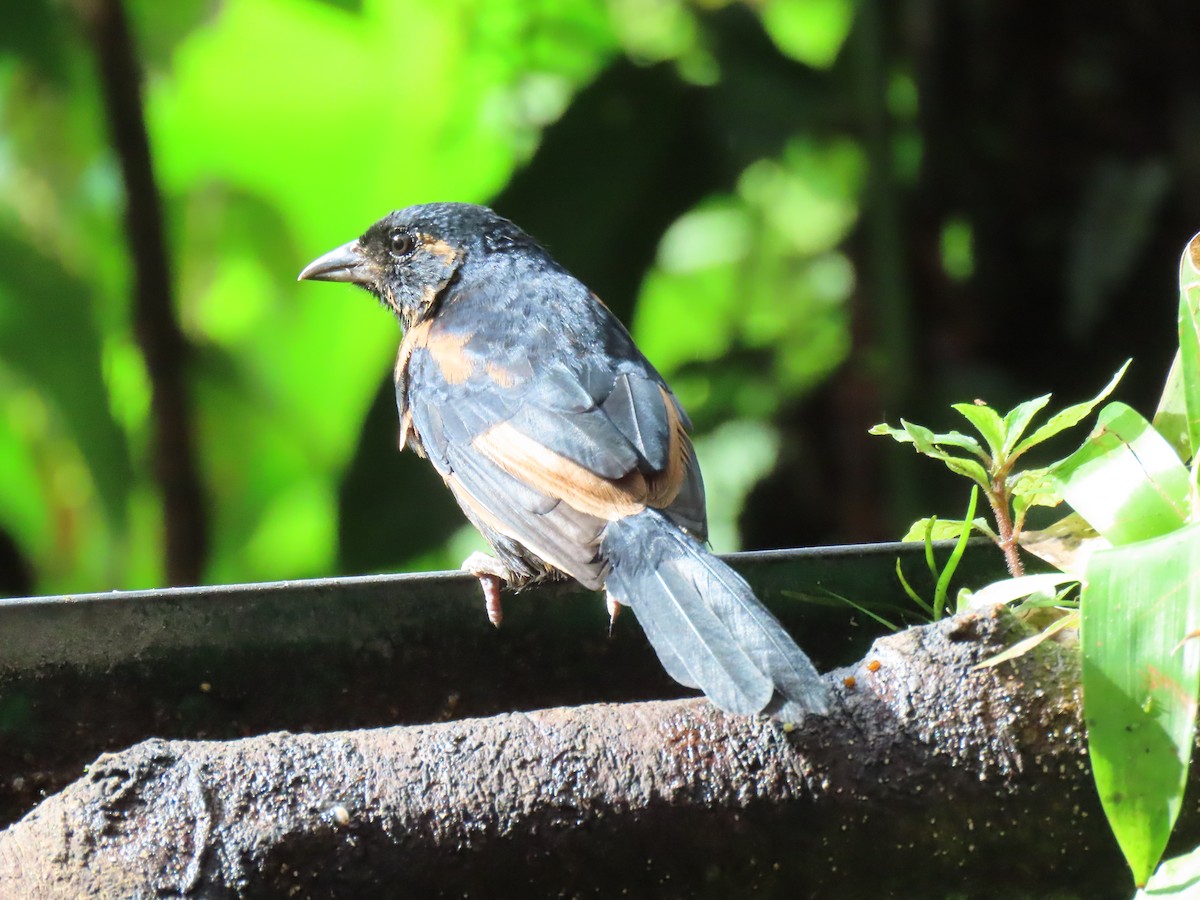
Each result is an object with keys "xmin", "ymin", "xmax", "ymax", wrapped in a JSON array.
[{"xmin": 988, "ymin": 478, "xmax": 1024, "ymax": 577}]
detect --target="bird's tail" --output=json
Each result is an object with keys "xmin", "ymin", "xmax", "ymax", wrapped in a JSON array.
[{"xmin": 601, "ymin": 509, "xmax": 828, "ymax": 722}]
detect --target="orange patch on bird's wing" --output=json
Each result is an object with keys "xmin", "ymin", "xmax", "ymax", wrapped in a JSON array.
[
  {"xmin": 394, "ymin": 320, "xmax": 433, "ymax": 453},
  {"xmin": 441, "ymin": 471, "xmax": 565, "ymax": 578},
  {"xmin": 425, "ymin": 328, "xmax": 476, "ymax": 384},
  {"xmin": 396, "ymin": 316, "xmax": 478, "ymax": 386},
  {"xmin": 485, "ymin": 361, "xmax": 518, "ymax": 388},
  {"xmin": 398, "ymin": 408, "xmax": 414, "ymax": 453},
  {"xmin": 643, "ymin": 386, "xmax": 692, "ymax": 509},
  {"xmin": 473, "ymin": 422, "xmax": 647, "ymax": 521},
  {"xmin": 395, "ymin": 318, "xmax": 433, "ymax": 386}
]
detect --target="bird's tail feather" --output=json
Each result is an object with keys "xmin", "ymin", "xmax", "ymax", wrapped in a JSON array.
[{"xmin": 601, "ymin": 510, "xmax": 829, "ymax": 721}]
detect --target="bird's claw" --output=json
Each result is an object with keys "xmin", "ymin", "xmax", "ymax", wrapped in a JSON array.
[
  {"xmin": 606, "ymin": 593, "xmax": 622, "ymax": 637},
  {"xmin": 462, "ymin": 552, "xmax": 508, "ymax": 627}
]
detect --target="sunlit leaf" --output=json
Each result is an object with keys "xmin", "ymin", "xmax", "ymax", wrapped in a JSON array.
[
  {"xmin": 1011, "ymin": 360, "xmax": 1131, "ymax": 460},
  {"xmin": 1153, "ymin": 352, "xmax": 1191, "ymax": 463},
  {"xmin": 1010, "ymin": 465, "xmax": 1063, "ymax": 524},
  {"xmin": 933, "ymin": 485, "xmax": 978, "ymax": 619},
  {"xmin": 1083, "ymin": 524, "xmax": 1200, "ymax": 886},
  {"xmin": 951, "ymin": 402, "xmax": 1005, "ymax": 458},
  {"xmin": 900, "ymin": 517, "xmax": 994, "ymax": 542},
  {"xmin": 1138, "ymin": 842, "xmax": 1200, "ymax": 898},
  {"xmin": 868, "ymin": 421, "xmax": 988, "ymax": 461},
  {"xmin": 965, "ymin": 573, "xmax": 1080, "ymax": 612},
  {"xmin": 1001, "ymin": 393, "xmax": 1052, "ymax": 456},
  {"xmin": 973, "ymin": 609, "xmax": 1079, "ymax": 670},
  {"xmin": 1052, "ymin": 402, "xmax": 1190, "ymax": 546},
  {"xmin": 891, "ymin": 420, "xmax": 990, "ymax": 488},
  {"xmin": 1174, "ymin": 232, "xmax": 1200, "ymax": 460},
  {"xmin": 758, "ymin": 0, "xmax": 856, "ymax": 69}
]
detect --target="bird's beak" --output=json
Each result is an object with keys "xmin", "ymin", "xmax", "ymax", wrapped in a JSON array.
[{"xmin": 297, "ymin": 240, "xmax": 370, "ymax": 283}]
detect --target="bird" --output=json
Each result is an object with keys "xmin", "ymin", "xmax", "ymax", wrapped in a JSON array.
[{"xmin": 298, "ymin": 202, "xmax": 829, "ymax": 722}]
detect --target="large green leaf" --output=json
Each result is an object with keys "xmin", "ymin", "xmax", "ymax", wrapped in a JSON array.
[
  {"xmin": 1154, "ymin": 352, "xmax": 1190, "ymax": 462},
  {"xmin": 1052, "ymin": 402, "xmax": 1190, "ymax": 546},
  {"xmin": 1153, "ymin": 231, "xmax": 1200, "ymax": 463},
  {"xmin": 1082, "ymin": 524, "xmax": 1200, "ymax": 886}
]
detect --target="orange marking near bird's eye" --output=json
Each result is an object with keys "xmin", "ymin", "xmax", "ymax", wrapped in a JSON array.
[{"xmin": 421, "ymin": 236, "xmax": 459, "ymax": 265}]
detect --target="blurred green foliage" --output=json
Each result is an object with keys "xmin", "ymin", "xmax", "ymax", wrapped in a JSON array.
[
  {"xmin": 2, "ymin": 0, "xmax": 1195, "ymax": 596},
  {"xmin": 0, "ymin": 0, "xmax": 857, "ymax": 594}
]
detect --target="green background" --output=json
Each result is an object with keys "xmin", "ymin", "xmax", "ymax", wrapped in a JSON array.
[{"xmin": 0, "ymin": 0, "xmax": 1193, "ymax": 596}]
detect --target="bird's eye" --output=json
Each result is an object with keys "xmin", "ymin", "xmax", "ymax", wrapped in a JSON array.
[{"xmin": 388, "ymin": 230, "xmax": 416, "ymax": 259}]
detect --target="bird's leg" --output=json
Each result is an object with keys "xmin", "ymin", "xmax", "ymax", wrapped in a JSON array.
[
  {"xmin": 461, "ymin": 551, "xmax": 510, "ymax": 627},
  {"xmin": 606, "ymin": 593, "xmax": 623, "ymax": 637}
]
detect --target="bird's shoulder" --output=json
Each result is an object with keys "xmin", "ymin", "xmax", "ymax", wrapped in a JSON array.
[{"xmin": 406, "ymin": 259, "xmax": 649, "ymax": 394}]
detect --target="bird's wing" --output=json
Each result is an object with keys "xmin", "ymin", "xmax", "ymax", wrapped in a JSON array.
[{"xmin": 400, "ymin": 284, "xmax": 705, "ymax": 586}]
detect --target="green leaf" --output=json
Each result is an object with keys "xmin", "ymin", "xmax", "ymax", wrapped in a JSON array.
[
  {"xmin": 1153, "ymin": 352, "xmax": 1191, "ymax": 463},
  {"xmin": 938, "ymin": 455, "xmax": 991, "ymax": 490},
  {"xmin": 1010, "ymin": 466, "xmax": 1063, "ymax": 525},
  {"xmin": 1052, "ymin": 402, "xmax": 1190, "ymax": 546},
  {"xmin": 951, "ymin": 402, "xmax": 1006, "ymax": 458},
  {"xmin": 869, "ymin": 421, "xmax": 988, "ymax": 461},
  {"xmin": 1175, "ymin": 233, "xmax": 1200, "ymax": 461},
  {"xmin": 810, "ymin": 588, "xmax": 900, "ymax": 632},
  {"xmin": 965, "ymin": 573, "xmax": 1080, "ymax": 610},
  {"xmin": 758, "ymin": 0, "xmax": 855, "ymax": 70},
  {"xmin": 894, "ymin": 558, "xmax": 935, "ymax": 618},
  {"xmin": 870, "ymin": 419, "xmax": 991, "ymax": 487},
  {"xmin": 933, "ymin": 485, "xmax": 977, "ymax": 619},
  {"xmin": 1001, "ymin": 393, "xmax": 1052, "ymax": 456},
  {"xmin": 1011, "ymin": 360, "xmax": 1131, "ymax": 461},
  {"xmin": 973, "ymin": 609, "xmax": 1079, "ymax": 669},
  {"xmin": 900, "ymin": 517, "xmax": 994, "ymax": 542},
  {"xmin": 1083, "ymin": 523, "xmax": 1200, "ymax": 886}
]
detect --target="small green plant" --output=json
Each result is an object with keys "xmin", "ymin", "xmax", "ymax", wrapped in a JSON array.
[
  {"xmin": 871, "ymin": 232, "xmax": 1200, "ymax": 893},
  {"xmin": 870, "ymin": 361, "xmax": 1128, "ymax": 578},
  {"xmin": 892, "ymin": 485, "xmax": 978, "ymax": 621}
]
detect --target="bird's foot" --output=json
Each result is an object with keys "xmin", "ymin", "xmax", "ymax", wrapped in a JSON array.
[
  {"xmin": 462, "ymin": 552, "xmax": 509, "ymax": 627},
  {"xmin": 606, "ymin": 593, "xmax": 623, "ymax": 637}
]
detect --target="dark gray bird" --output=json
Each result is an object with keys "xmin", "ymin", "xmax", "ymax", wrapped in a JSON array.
[{"xmin": 299, "ymin": 202, "xmax": 828, "ymax": 721}]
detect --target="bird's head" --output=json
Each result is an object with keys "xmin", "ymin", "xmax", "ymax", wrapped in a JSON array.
[{"xmin": 297, "ymin": 202, "xmax": 524, "ymax": 327}]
